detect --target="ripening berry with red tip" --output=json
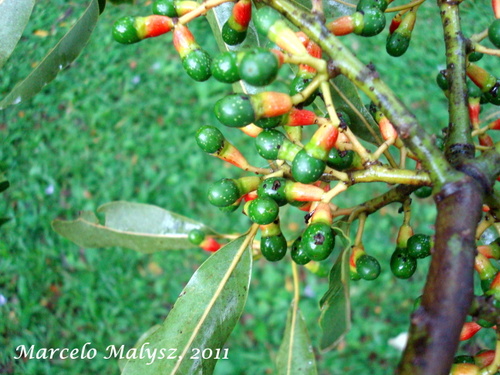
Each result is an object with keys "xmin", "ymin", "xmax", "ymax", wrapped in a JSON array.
[
  {"xmin": 475, "ymin": 253, "xmax": 498, "ymax": 292},
  {"xmin": 493, "ymin": 0, "xmax": 500, "ymax": 18},
  {"xmin": 254, "ymin": 7, "xmax": 308, "ymax": 56},
  {"xmin": 200, "ymin": 237, "xmax": 222, "ymax": 252},
  {"xmin": 113, "ymin": 15, "xmax": 174, "ymax": 44},
  {"xmin": 304, "ymin": 120, "xmax": 340, "ymax": 161},
  {"xmin": 281, "ymin": 108, "xmax": 317, "ymax": 127},
  {"xmin": 389, "ymin": 12, "xmax": 402, "ymax": 34},
  {"xmin": 459, "ymin": 322, "xmax": 482, "ymax": 341},
  {"xmin": 468, "ymin": 97, "xmax": 481, "ymax": 128},
  {"xmin": 222, "ymin": 0, "xmax": 252, "ymax": 45},
  {"xmin": 327, "ymin": 13, "xmax": 363, "ymax": 36},
  {"xmin": 474, "ymin": 349, "xmax": 495, "ymax": 368},
  {"xmin": 386, "ymin": 9, "xmax": 416, "ymax": 57},
  {"xmin": 466, "ymin": 64, "xmax": 497, "ymax": 93},
  {"xmin": 152, "ymin": 0, "xmax": 198, "ymax": 17},
  {"xmin": 488, "ymin": 118, "xmax": 500, "ymax": 130},
  {"xmin": 173, "ymin": 24, "xmax": 212, "ymax": 81},
  {"xmin": 486, "ymin": 272, "xmax": 500, "ymax": 299},
  {"xmin": 349, "ymin": 245, "xmax": 366, "ymax": 280},
  {"xmin": 188, "ymin": 229, "xmax": 222, "ymax": 252},
  {"xmin": 477, "ymin": 241, "xmax": 500, "ymax": 260}
]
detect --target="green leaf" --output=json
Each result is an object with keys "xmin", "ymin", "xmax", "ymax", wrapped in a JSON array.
[
  {"xmin": 0, "ymin": 218, "xmax": 11, "ymax": 228},
  {"xmin": 206, "ymin": 4, "xmax": 262, "ymax": 95},
  {"xmin": 52, "ymin": 201, "xmax": 217, "ymax": 253},
  {"xmin": 118, "ymin": 325, "xmax": 162, "ymax": 372},
  {"xmin": 0, "ymin": 180, "xmax": 9, "ymax": 193},
  {"xmin": 276, "ymin": 304, "xmax": 318, "ymax": 375},
  {"xmin": 121, "ymin": 235, "xmax": 252, "ymax": 374},
  {"xmin": 318, "ymin": 225, "xmax": 351, "ymax": 351},
  {"xmin": 0, "ymin": 0, "xmax": 101, "ymax": 110},
  {"xmin": 330, "ymin": 76, "xmax": 381, "ymax": 145},
  {"xmin": 0, "ymin": 0, "xmax": 35, "ymax": 69}
]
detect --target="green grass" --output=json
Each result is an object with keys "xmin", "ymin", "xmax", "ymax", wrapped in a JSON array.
[{"xmin": 0, "ymin": 0, "xmax": 498, "ymax": 374}]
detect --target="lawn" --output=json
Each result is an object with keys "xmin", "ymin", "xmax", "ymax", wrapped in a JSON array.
[{"xmin": 0, "ymin": 0, "xmax": 498, "ymax": 374}]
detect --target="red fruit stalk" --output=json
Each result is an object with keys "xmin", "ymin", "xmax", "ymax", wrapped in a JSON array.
[
  {"xmin": 466, "ymin": 64, "xmax": 498, "ymax": 92},
  {"xmin": 200, "ymin": 237, "xmax": 222, "ymax": 252},
  {"xmin": 239, "ymin": 124, "xmax": 263, "ymax": 138},
  {"xmin": 173, "ymin": 24, "xmax": 199, "ymax": 58},
  {"xmin": 309, "ymin": 202, "xmax": 333, "ymax": 225},
  {"xmin": 215, "ymin": 141, "xmax": 252, "ymax": 170},
  {"xmin": 488, "ymin": 118, "xmax": 500, "ymax": 130},
  {"xmin": 389, "ymin": 12, "xmax": 403, "ymax": 34},
  {"xmin": 350, "ymin": 245, "xmax": 366, "ymax": 275},
  {"xmin": 474, "ymin": 350, "xmax": 495, "ymax": 368},
  {"xmin": 493, "ymin": 0, "xmax": 500, "ymax": 18},
  {"xmin": 477, "ymin": 243, "xmax": 500, "ymax": 259},
  {"xmin": 284, "ymin": 181, "xmax": 326, "ymax": 202},
  {"xmin": 327, "ymin": 15, "xmax": 357, "ymax": 36},
  {"xmin": 468, "ymin": 97, "xmax": 481, "ymax": 129},
  {"xmin": 229, "ymin": 0, "xmax": 252, "ymax": 32},
  {"xmin": 474, "ymin": 253, "xmax": 497, "ymax": 281},
  {"xmin": 487, "ymin": 272, "xmax": 500, "ymax": 299},
  {"xmin": 281, "ymin": 108, "xmax": 317, "ymax": 126},
  {"xmin": 251, "ymin": 92, "xmax": 293, "ymax": 118},
  {"xmin": 459, "ymin": 321, "xmax": 482, "ymax": 341},
  {"xmin": 305, "ymin": 119, "xmax": 339, "ymax": 160}
]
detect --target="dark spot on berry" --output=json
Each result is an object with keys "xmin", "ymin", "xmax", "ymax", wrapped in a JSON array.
[
  {"xmin": 314, "ymin": 232, "xmax": 325, "ymax": 245},
  {"xmin": 304, "ymin": 212, "xmax": 313, "ymax": 224},
  {"xmin": 241, "ymin": 95, "xmax": 250, "ymax": 100},
  {"xmin": 339, "ymin": 150, "xmax": 348, "ymax": 157},
  {"xmin": 272, "ymin": 180, "xmax": 281, "ymax": 190},
  {"xmin": 276, "ymin": 144, "xmax": 281, "ymax": 149},
  {"xmin": 489, "ymin": 82, "xmax": 500, "ymax": 97},
  {"xmin": 398, "ymin": 206, "xmax": 404, "ymax": 214},
  {"xmin": 263, "ymin": 184, "xmax": 267, "ymax": 189}
]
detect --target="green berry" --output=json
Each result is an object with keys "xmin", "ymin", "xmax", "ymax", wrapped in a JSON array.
[
  {"xmin": 488, "ymin": 19, "xmax": 500, "ymax": 49},
  {"xmin": 152, "ymin": 0, "xmax": 176, "ymax": 16},
  {"xmin": 261, "ymin": 234, "xmax": 288, "ymax": 261},
  {"xmin": 414, "ymin": 186, "xmax": 432, "ymax": 198},
  {"xmin": 357, "ymin": 0, "xmax": 388, "ymax": 11},
  {"xmin": 195, "ymin": 125, "xmax": 225, "ymax": 153},
  {"xmin": 477, "ymin": 318, "xmax": 495, "ymax": 328},
  {"xmin": 436, "ymin": 70, "xmax": 449, "ymax": 91},
  {"xmin": 254, "ymin": 7, "xmax": 281, "ymax": 36},
  {"xmin": 218, "ymin": 201, "xmax": 241, "ymax": 213},
  {"xmin": 407, "ymin": 234, "xmax": 431, "ymax": 259},
  {"xmin": 289, "ymin": 76, "xmax": 317, "ymax": 106},
  {"xmin": 248, "ymin": 197, "xmax": 279, "ymax": 225},
  {"xmin": 222, "ymin": 21, "xmax": 247, "ymax": 45},
  {"xmin": 257, "ymin": 177, "xmax": 288, "ymax": 206},
  {"xmin": 356, "ymin": 254, "xmax": 381, "ymax": 280},
  {"xmin": 211, "ymin": 51, "xmax": 240, "ymax": 83},
  {"xmin": 254, "ymin": 116, "xmax": 283, "ymax": 129},
  {"xmin": 255, "ymin": 130, "xmax": 285, "ymax": 160},
  {"xmin": 291, "ymin": 149, "xmax": 326, "ymax": 184},
  {"xmin": 214, "ymin": 94, "xmax": 255, "ymax": 127},
  {"xmin": 350, "ymin": 269, "xmax": 362, "ymax": 281},
  {"xmin": 453, "ymin": 356, "xmax": 475, "ymax": 364},
  {"xmin": 359, "ymin": 7, "xmax": 386, "ymax": 37},
  {"xmin": 291, "ymin": 237, "xmax": 311, "ymax": 265},
  {"xmin": 239, "ymin": 48, "xmax": 279, "ymax": 87},
  {"xmin": 484, "ymin": 81, "xmax": 500, "ymax": 106},
  {"xmin": 113, "ymin": 16, "xmax": 141, "ymax": 44},
  {"xmin": 326, "ymin": 149, "xmax": 354, "ymax": 170},
  {"xmin": 182, "ymin": 49, "xmax": 212, "ymax": 82},
  {"xmin": 207, "ymin": 178, "xmax": 240, "ymax": 207},
  {"xmin": 468, "ymin": 51, "xmax": 483, "ymax": 62},
  {"xmin": 188, "ymin": 229, "xmax": 205, "ymax": 245},
  {"xmin": 390, "ymin": 247, "xmax": 417, "ymax": 279},
  {"xmin": 302, "ymin": 222, "xmax": 335, "ymax": 261},
  {"xmin": 386, "ymin": 32, "xmax": 410, "ymax": 57}
]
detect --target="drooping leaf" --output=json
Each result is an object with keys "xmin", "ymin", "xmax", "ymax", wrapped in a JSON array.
[
  {"xmin": 319, "ymin": 225, "xmax": 352, "ymax": 351},
  {"xmin": 121, "ymin": 235, "xmax": 252, "ymax": 375},
  {"xmin": 206, "ymin": 4, "xmax": 262, "ymax": 95},
  {"xmin": 330, "ymin": 76, "xmax": 381, "ymax": 145},
  {"xmin": 0, "ymin": 0, "xmax": 101, "ymax": 110},
  {"xmin": 0, "ymin": 0, "xmax": 35, "ymax": 69},
  {"xmin": 52, "ymin": 201, "xmax": 217, "ymax": 253},
  {"xmin": 276, "ymin": 303, "xmax": 318, "ymax": 375}
]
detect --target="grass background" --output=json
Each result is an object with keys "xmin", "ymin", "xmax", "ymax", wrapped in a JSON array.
[{"xmin": 0, "ymin": 0, "xmax": 498, "ymax": 374}]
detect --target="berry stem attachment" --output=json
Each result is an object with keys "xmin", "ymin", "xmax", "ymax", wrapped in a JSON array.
[
  {"xmin": 483, "ymin": 339, "xmax": 500, "ymax": 375},
  {"xmin": 354, "ymin": 213, "xmax": 367, "ymax": 246},
  {"xmin": 321, "ymin": 181, "xmax": 348, "ymax": 203},
  {"xmin": 473, "ymin": 43, "xmax": 500, "ymax": 57}
]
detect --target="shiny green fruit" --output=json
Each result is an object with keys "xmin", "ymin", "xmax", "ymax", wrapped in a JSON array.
[
  {"xmin": 356, "ymin": 254, "xmax": 381, "ymax": 280},
  {"xmin": 188, "ymin": 229, "xmax": 205, "ymax": 245},
  {"xmin": 214, "ymin": 94, "xmax": 255, "ymax": 127},
  {"xmin": 468, "ymin": 51, "xmax": 483, "ymax": 62},
  {"xmin": 255, "ymin": 130, "xmax": 285, "ymax": 160},
  {"xmin": 302, "ymin": 222, "xmax": 335, "ymax": 261},
  {"xmin": 359, "ymin": 7, "xmax": 386, "ymax": 37},
  {"xmin": 326, "ymin": 149, "xmax": 354, "ymax": 170},
  {"xmin": 248, "ymin": 197, "xmax": 279, "ymax": 225},
  {"xmin": 488, "ymin": 19, "xmax": 500, "ymax": 49},
  {"xmin": 289, "ymin": 76, "xmax": 317, "ymax": 106},
  {"xmin": 386, "ymin": 32, "xmax": 410, "ymax": 57},
  {"xmin": 254, "ymin": 116, "xmax": 283, "ymax": 129},
  {"xmin": 254, "ymin": 7, "xmax": 281, "ymax": 36},
  {"xmin": 113, "ymin": 16, "xmax": 140, "ymax": 44},
  {"xmin": 222, "ymin": 21, "xmax": 247, "ymax": 45},
  {"xmin": 257, "ymin": 177, "xmax": 287, "ymax": 206},
  {"xmin": 182, "ymin": 49, "xmax": 212, "ymax": 82},
  {"xmin": 407, "ymin": 234, "xmax": 431, "ymax": 259},
  {"xmin": 436, "ymin": 70, "xmax": 449, "ymax": 91},
  {"xmin": 211, "ymin": 51, "xmax": 240, "ymax": 83},
  {"xmin": 390, "ymin": 247, "xmax": 417, "ymax": 279},
  {"xmin": 207, "ymin": 178, "xmax": 240, "ymax": 207},
  {"xmin": 152, "ymin": 0, "xmax": 176, "ymax": 16},
  {"xmin": 195, "ymin": 125, "xmax": 225, "ymax": 153},
  {"xmin": 239, "ymin": 48, "xmax": 279, "ymax": 87},
  {"xmin": 291, "ymin": 237, "xmax": 310, "ymax": 265},
  {"xmin": 291, "ymin": 149, "xmax": 326, "ymax": 184},
  {"xmin": 261, "ymin": 234, "xmax": 288, "ymax": 261}
]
